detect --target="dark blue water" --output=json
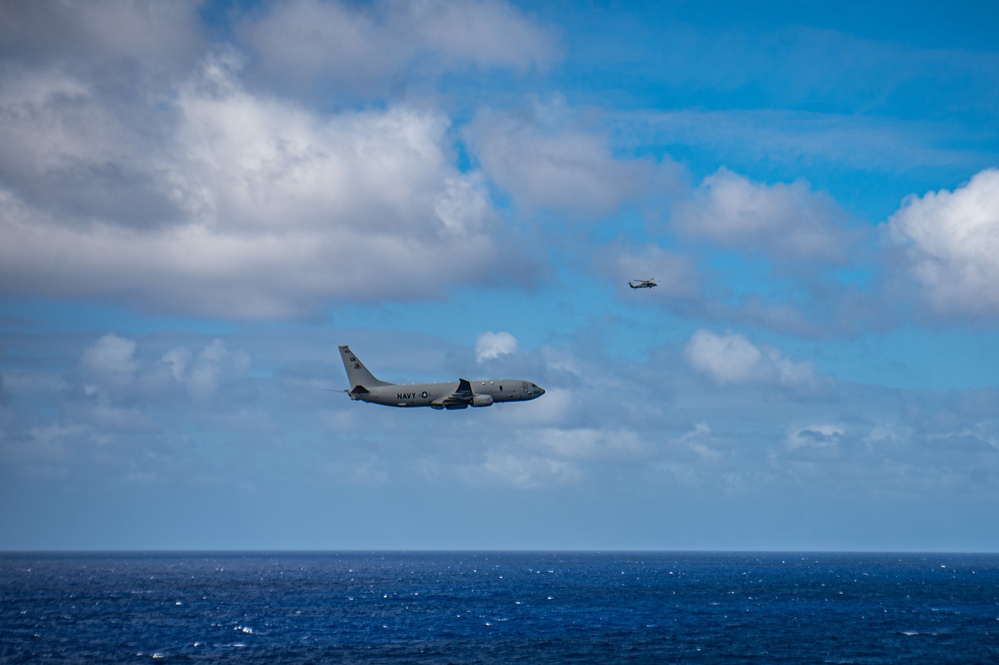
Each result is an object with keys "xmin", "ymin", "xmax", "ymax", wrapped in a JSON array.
[{"xmin": 2, "ymin": 552, "xmax": 997, "ymax": 663}]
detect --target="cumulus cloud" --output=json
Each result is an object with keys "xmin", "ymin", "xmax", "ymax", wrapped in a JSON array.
[
  {"xmin": 0, "ymin": 3, "xmax": 201, "ymax": 232},
  {"xmin": 237, "ymin": 0, "xmax": 560, "ymax": 92},
  {"xmin": 476, "ymin": 331, "xmax": 518, "ymax": 362},
  {"xmin": 674, "ymin": 168, "xmax": 856, "ymax": 265},
  {"xmin": 81, "ymin": 333, "xmax": 138, "ymax": 377},
  {"xmin": 685, "ymin": 331, "xmax": 763, "ymax": 385},
  {"xmin": 162, "ymin": 339, "xmax": 251, "ymax": 401},
  {"xmin": 75, "ymin": 333, "xmax": 252, "ymax": 405},
  {"xmin": 684, "ymin": 329, "xmax": 828, "ymax": 392},
  {"xmin": 887, "ymin": 168, "xmax": 999, "ymax": 318},
  {"xmin": 464, "ymin": 101, "xmax": 683, "ymax": 217},
  {"xmin": 0, "ymin": 65, "xmax": 180, "ymax": 229},
  {"xmin": 0, "ymin": 53, "xmax": 531, "ymax": 318}
]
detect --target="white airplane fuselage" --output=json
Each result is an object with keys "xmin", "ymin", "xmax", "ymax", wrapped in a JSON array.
[{"xmin": 339, "ymin": 345, "xmax": 545, "ymax": 410}]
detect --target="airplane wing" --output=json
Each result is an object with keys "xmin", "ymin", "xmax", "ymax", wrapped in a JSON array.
[{"xmin": 438, "ymin": 378, "xmax": 474, "ymax": 409}]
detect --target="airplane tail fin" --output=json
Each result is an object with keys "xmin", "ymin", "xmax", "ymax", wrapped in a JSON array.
[{"xmin": 339, "ymin": 345, "xmax": 392, "ymax": 389}]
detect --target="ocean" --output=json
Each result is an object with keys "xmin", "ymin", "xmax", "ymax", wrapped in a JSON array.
[{"xmin": 2, "ymin": 551, "xmax": 997, "ymax": 664}]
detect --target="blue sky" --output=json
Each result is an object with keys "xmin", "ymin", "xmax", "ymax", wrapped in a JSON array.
[{"xmin": 2, "ymin": 0, "xmax": 999, "ymax": 551}]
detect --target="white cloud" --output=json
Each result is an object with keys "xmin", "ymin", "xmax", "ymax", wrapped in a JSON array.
[
  {"xmin": 464, "ymin": 101, "xmax": 682, "ymax": 217},
  {"xmin": 0, "ymin": 54, "xmax": 530, "ymax": 318},
  {"xmin": 80, "ymin": 333, "xmax": 148, "ymax": 400},
  {"xmin": 476, "ymin": 331, "xmax": 518, "ymax": 362},
  {"xmin": 887, "ymin": 168, "xmax": 999, "ymax": 318},
  {"xmin": 684, "ymin": 329, "xmax": 827, "ymax": 392},
  {"xmin": 237, "ymin": 0, "xmax": 560, "ymax": 91},
  {"xmin": 75, "ymin": 334, "xmax": 253, "ymax": 404},
  {"xmin": 81, "ymin": 334, "xmax": 138, "ymax": 381},
  {"xmin": 674, "ymin": 168, "xmax": 854, "ymax": 264},
  {"xmin": 685, "ymin": 330, "xmax": 763, "ymax": 384},
  {"xmin": 164, "ymin": 339, "xmax": 252, "ymax": 401},
  {"xmin": 0, "ymin": 66, "xmax": 178, "ymax": 229},
  {"xmin": 0, "ymin": 69, "xmax": 113, "ymax": 174}
]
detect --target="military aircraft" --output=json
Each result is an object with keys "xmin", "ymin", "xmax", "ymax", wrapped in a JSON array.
[
  {"xmin": 338, "ymin": 345, "xmax": 545, "ymax": 410},
  {"xmin": 628, "ymin": 278, "xmax": 657, "ymax": 289}
]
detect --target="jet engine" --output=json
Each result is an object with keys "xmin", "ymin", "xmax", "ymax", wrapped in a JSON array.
[{"xmin": 471, "ymin": 394, "xmax": 494, "ymax": 407}]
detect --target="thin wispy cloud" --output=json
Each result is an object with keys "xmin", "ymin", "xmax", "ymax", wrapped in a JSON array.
[{"xmin": 237, "ymin": 0, "xmax": 561, "ymax": 93}]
